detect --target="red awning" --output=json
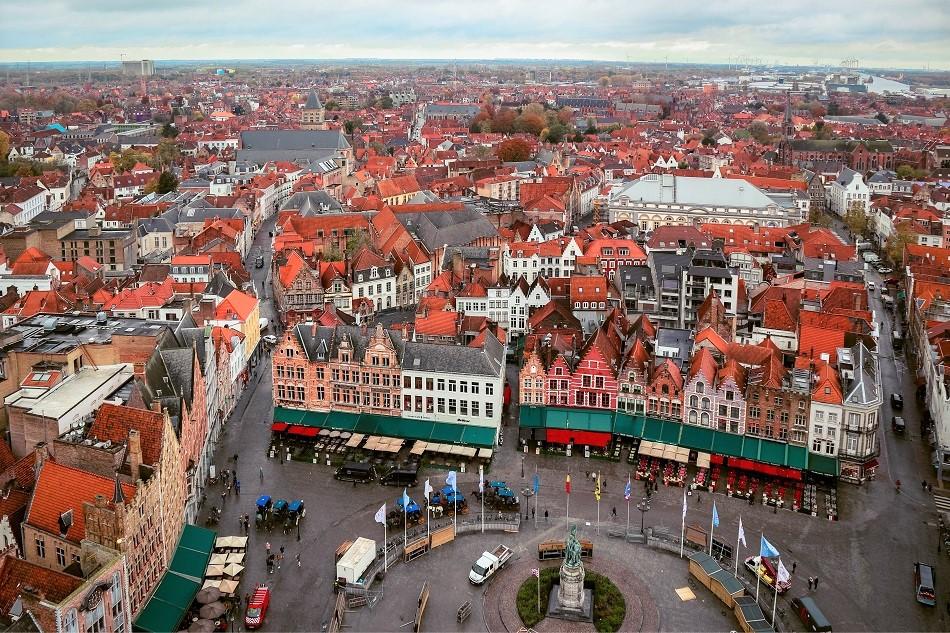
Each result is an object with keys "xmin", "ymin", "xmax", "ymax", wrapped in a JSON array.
[
  {"xmin": 271, "ymin": 422, "xmax": 289, "ymax": 433},
  {"xmin": 287, "ymin": 425, "xmax": 319, "ymax": 438},
  {"xmin": 546, "ymin": 429, "xmax": 611, "ymax": 448},
  {"xmin": 863, "ymin": 459, "xmax": 879, "ymax": 470},
  {"xmin": 710, "ymin": 454, "xmax": 725, "ymax": 465}
]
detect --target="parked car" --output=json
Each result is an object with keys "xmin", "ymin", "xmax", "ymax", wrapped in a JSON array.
[
  {"xmin": 255, "ymin": 255, "xmax": 265, "ymax": 269},
  {"xmin": 790, "ymin": 596, "xmax": 833, "ymax": 632},
  {"xmin": 878, "ymin": 267, "xmax": 893, "ymax": 275},
  {"xmin": 914, "ymin": 562, "xmax": 936, "ymax": 606},
  {"xmin": 891, "ymin": 393, "xmax": 904, "ymax": 409},
  {"xmin": 263, "ymin": 334, "xmax": 278, "ymax": 344}
]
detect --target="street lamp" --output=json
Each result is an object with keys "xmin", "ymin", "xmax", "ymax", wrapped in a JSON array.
[
  {"xmin": 521, "ymin": 455, "xmax": 525, "ymax": 478},
  {"xmin": 637, "ymin": 497, "xmax": 650, "ymax": 535},
  {"xmin": 296, "ymin": 515, "xmax": 301, "ymax": 541}
]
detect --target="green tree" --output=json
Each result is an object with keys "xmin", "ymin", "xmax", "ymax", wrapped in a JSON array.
[
  {"xmin": 748, "ymin": 121, "xmax": 773, "ymax": 145},
  {"xmin": 543, "ymin": 123, "xmax": 569, "ymax": 144},
  {"xmin": 896, "ymin": 164, "xmax": 927, "ymax": 180},
  {"xmin": 343, "ymin": 118, "xmax": 363, "ymax": 135},
  {"xmin": 375, "ymin": 96, "xmax": 394, "ymax": 109},
  {"xmin": 153, "ymin": 139, "xmax": 180, "ymax": 171},
  {"xmin": 844, "ymin": 203, "xmax": 870, "ymax": 238},
  {"xmin": 325, "ymin": 100, "xmax": 341, "ymax": 111},
  {"xmin": 161, "ymin": 123, "xmax": 179, "ymax": 138},
  {"xmin": 346, "ymin": 232, "xmax": 369, "ymax": 255},
  {"xmin": 155, "ymin": 171, "xmax": 179, "ymax": 194},
  {"xmin": 885, "ymin": 223, "xmax": 916, "ymax": 266},
  {"xmin": 584, "ymin": 118, "xmax": 598, "ymax": 135}
]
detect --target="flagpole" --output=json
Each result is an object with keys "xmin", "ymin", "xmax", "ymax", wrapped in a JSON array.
[
  {"xmin": 626, "ymin": 496, "xmax": 630, "ymax": 537},
  {"xmin": 709, "ymin": 511, "xmax": 715, "ymax": 556},
  {"xmin": 534, "ymin": 466, "xmax": 538, "ymax": 529},
  {"xmin": 771, "ymin": 566, "xmax": 779, "ymax": 624},
  {"xmin": 403, "ymin": 504, "xmax": 407, "ymax": 549},
  {"xmin": 566, "ymin": 472, "xmax": 570, "ymax": 529},
  {"xmin": 481, "ymin": 465, "xmax": 485, "ymax": 534},
  {"xmin": 454, "ymin": 494, "xmax": 457, "ymax": 537},
  {"xmin": 679, "ymin": 489, "xmax": 686, "ymax": 558},
  {"xmin": 735, "ymin": 522, "xmax": 741, "ymax": 578},
  {"xmin": 426, "ymin": 486, "xmax": 430, "ymax": 546},
  {"xmin": 596, "ymin": 471, "xmax": 601, "ymax": 535},
  {"xmin": 536, "ymin": 571, "xmax": 540, "ymax": 614},
  {"xmin": 384, "ymin": 516, "xmax": 388, "ymax": 572}
]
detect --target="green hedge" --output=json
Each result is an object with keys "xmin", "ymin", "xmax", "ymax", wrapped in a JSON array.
[{"xmin": 516, "ymin": 568, "xmax": 626, "ymax": 632}]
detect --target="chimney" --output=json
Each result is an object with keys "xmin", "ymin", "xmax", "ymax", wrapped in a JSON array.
[
  {"xmin": 452, "ymin": 250, "xmax": 463, "ymax": 279},
  {"xmin": 128, "ymin": 429, "xmax": 143, "ymax": 480},
  {"xmin": 151, "ymin": 400, "xmax": 162, "ymax": 414},
  {"xmin": 311, "ymin": 321, "xmax": 317, "ymax": 338},
  {"xmin": 853, "ymin": 292, "xmax": 861, "ymax": 311},
  {"xmin": 34, "ymin": 442, "xmax": 49, "ymax": 479}
]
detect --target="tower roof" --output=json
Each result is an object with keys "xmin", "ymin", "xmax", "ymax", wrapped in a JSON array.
[{"xmin": 304, "ymin": 89, "xmax": 323, "ymax": 110}]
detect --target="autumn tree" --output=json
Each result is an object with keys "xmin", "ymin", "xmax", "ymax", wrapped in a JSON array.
[
  {"xmin": 469, "ymin": 145, "xmax": 494, "ymax": 160},
  {"xmin": 0, "ymin": 130, "xmax": 9, "ymax": 160},
  {"xmin": 885, "ymin": 223, "xmax": 916, "ymax": 266},
  {"xmin": 496, "ymin": 138, "xmax": 533, "ymax": 162},
  {"xmin": 896, "ymin": 164, "xmax": 927, "ymax": 180},
  {"xmin": 748, "ymin": 121, "xmax": 773, "ymax": 145},
  {"xmin": 557, "ymin": 107, "xmax": 573, "ymax": 125},
  {"xmin": 844, "ymin": 203, "xmax": 870, "ymax": 238},
  {"xmin": 153, "ymin": 139, "xmax": 180, "ymax": 171}
]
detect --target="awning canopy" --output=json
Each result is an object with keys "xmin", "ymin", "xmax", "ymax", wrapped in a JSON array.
[
  {"xmin": 134, "ymin": 525, "xmax": 217, "ymax": 633},
  {"xmin": 288, "ymin": 425, "xmax": 319, "ymax": 438},
  {"xmin": 274, "ymin": 407, "xmax": 496, "ymax": 448},
  {"xmin": 271, "ymin": 422, "xmax": 289, "ymax": 433},
  {"xmin": 545, "ymin": 429, "xmax": 611, "ymax": 448}
]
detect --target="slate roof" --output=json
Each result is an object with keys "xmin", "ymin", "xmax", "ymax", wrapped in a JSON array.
[
  {"xmin": 304, "ymin": 89, "xmax": 323, "ymax": 110},
  {"xmin": 840, "ymin": 342, "xmax": 879, "ymax": 406},
  {"xmin": 398, "ymin": 207, "xmax": 498, "ymax": 252},
  {"xmin": 402, "ymin": 331, "xmax": 505, "ymax": 377},
  {"xmin": 293, "ymin": 324, "xmax": 405, "ymax": 363},
  {"xmin": 281, "ymin": 190, "xmax": 343, "ymax": 215},
  {"xmin": 240, "ymin": 130, "xmax": 350, "ymax": 151}
]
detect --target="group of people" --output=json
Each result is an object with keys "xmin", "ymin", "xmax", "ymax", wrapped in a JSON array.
[{"xmin": 238, "ymin": 513, "xmax": 251, "ymax": 534}]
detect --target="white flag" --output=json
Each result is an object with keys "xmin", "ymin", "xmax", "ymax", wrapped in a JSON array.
[
  {"xmin": 681, "ymin": 489, "xmax": 687, "ymax": 521},
  {"xmin": 374, "ymin": 503, "xmax": 386, "ymax": 525},
  {"xmin": 479, "ymin": 465, "xmax": 484, "ymax": 494},
  {"xmin": 446, "ymin": 470, "xmax": 457, "ymax": 492},
  {"xmin": 424, "ymin": 478, "xmax": 433, "ymax": 498},
  {"xmin": 777, "ymin": 559, "xmax": 791, "ymax": 585},
  {"xmin": 738, "ymin": 516, "xmax": 747, "ymax": 548}
]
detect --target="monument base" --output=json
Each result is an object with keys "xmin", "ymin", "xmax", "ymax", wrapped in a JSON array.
[{"xmin": 546, "ymin": 584, "xmax": 594, "ymax": 623}]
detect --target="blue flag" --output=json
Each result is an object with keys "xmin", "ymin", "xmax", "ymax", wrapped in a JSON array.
[
  {"xmin": 760, "ymin": 535, "xmax": 780, "ymax": 559},
  {"xmin": 446, "ymin": 470, "xmax": 457, "ymax": 492},
  {"xmin": 624, "ymin": 476, "xmax": 631, "ymax": 501},
  {"xmin": 402, "ymin": 488, "xmax": 410, "ymax": 510},
  {"xmin": 532, "ymin": 473, "xmax": 540, "ymax": 495},
  {"xmin": 712, "ymin": 501, "xmax": 719, "ymax": 528}
]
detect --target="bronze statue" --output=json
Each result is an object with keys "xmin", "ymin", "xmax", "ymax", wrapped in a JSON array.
[{"xmin": 565, "ymin": 524, "xmax": 582, "ymax": 567}]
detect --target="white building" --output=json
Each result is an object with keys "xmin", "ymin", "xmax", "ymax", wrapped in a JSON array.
[
  {"xmin": 835, "ymin": 343, "xmax": 881, "ymax": 484},
  {"xmin": 828, "ymin": 168, "xmax": 870, "ymax": 217},
  {"xmin": 400, "ymin": 332, "xmax": 506, "ymax": 435},
  {"xmin": 608, "ymin": 174, "xmax": 801, "ymax": 230}
]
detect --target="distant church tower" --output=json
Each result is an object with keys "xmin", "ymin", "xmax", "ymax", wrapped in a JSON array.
[
  {"xmin": 301, "ymin": 89, "xmax": 327, "ymax": 130},
  {"xmin": 780, "ymin": 91, "xmax": 794, "ymax": 165}
]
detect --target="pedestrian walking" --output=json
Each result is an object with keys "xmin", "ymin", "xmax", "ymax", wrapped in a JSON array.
[
  {"xmin": 544, "ymin": 509, "xmax": 549, "ymax": 522},
  {"xmin": 259, "ymin": 466, "xmax": 264, "ymax": 483},
  {"xmin": 928, "ymin": 483, "xmax": 933, "ymax": 493},
  {"xmin": 235, "ymin": 480, "xmax": 241, "ymax": 495},
  {"xmin": 267, "ymin": 554, "xmax": 275, "ymax": 574},
  {"xmin": 238, "ymin": 516, "xmax": 244, "ymax": 530},
  {"xmin": 531, "ymin": 507, "xmax": 535, "ymax": 520},
  {"xmin": 244, "ymin": 592, "xmax": 250, "ymax": 606},
  {"xmin": 611, "ymin": 507, "xmax": 617, "ymax": 519},
  {"xmin": 922, "ymin": 480, "xmax": 928, "ymax": 490},
  {"xmin": 296, "ymin": 553, "xmax": 301, "ymax": 568},
  {"xmin": 808, "ymin": 577, "xmax": 813, "ymax": 591},
  {"xmin": 265, "ymin": 541, "xmax": 271, "ymax": 554},
  {"xmin": 233, "ymin": 453, "xmax": 239, "ymax": 463},
  {"xmin": 603, "ymin": 478, "xmax": 607, "ymax": 490},
  {"xmin": 220, "ymin": 490, "xmax": 227, "ymax": 505},
  {"xmin": 792, "ymin": 561, "xmax": 797, "ymax": 574},
  {"xmin": 814, "ymin": 576, "xmax": 819, "ymax": 589},
  {"xmin": 654, "ymin": 481, "xmax": 659, "ymax": 492}
]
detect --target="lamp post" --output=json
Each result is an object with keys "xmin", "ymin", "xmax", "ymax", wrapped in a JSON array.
[
  {"xmin": 521, "ymin": 455, "xmax": 525, "ymax": 478},
  {"xmin": 637, "ymin": 497, "xmax": 650, "ymax": 535}
]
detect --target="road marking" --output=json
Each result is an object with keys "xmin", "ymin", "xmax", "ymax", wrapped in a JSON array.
[{"xmin": 934, "ymin": 491, "xmax": 950, "ymax": 513}]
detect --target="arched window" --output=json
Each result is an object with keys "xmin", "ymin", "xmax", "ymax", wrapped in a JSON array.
[
  {"xmin": 700, "ymin": 412, "xmax": 710, "ymax": 426},
  {"xmin": 661, "ymin": 384, "xmax": 669, "ymax": 395},
  {"xmin": 701, "ymin": 397, "xmax": 710, "ymax": 411},
  {"xmin": 688, "ymin": 410, "xmax": 697, "ymax": 424},
  {"xmin": 696, "ymin": 382, "xmax": 705, "ymax": 394},
  {"xmin": 689, "ymin": 395, "xmax": 698, "ymax": 408}
]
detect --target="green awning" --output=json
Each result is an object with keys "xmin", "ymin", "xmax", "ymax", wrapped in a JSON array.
[
  {"xmin": 134, "ymin": 525, "xmax": 216, "ymax": 633},
  {"xmin": 612, "ymin": 413, "xmax": 643, "ymax": 438},
  {"xmin": 460, "ymin": 425, "xmax": 497, "ymax": 447},
  {"xmin": 711, "ymin": 432, "xmax": 742, "ymax": 456},
  {"xmin": 758, "ymin": 439, "xmax": 787, "ymax": 466},
  {"xmin": 177, "ymin": 524, "xmax": 216, "ymax": 556},
  {"xmin": 543, "ymin": 407, "xmax": 613, "ymax": 432},
  {"xmin": 740, "ymin": 437, "xmax": 762, "ymax": 460},
  {"xmin": 807, "ymin": 453, "xmax": 840, "ymax": 477},
  {"xmin": 679, "ymin": 425, "xmax": 715, "ymax": 452},
  {"xmin": 659, "ymin": 420, "xmax": 682, "ymax": 445},
  {"xmin": 428, "ymin": 422, "xmax": 465, "ymax": 444},
  {"xmin": 641, "ymin": 417, "xmax": 665, "ymax": 442},
  {"xmin": 519, "ymin": 406, "xmax": 544, "ymax": 428},
  {"xmin": 273, "ymin": 406, "xmax": 307, "ymax": 424},
  {"xmin": 786, "ymin": 445, "xmax": 808, "ymax": 471}
]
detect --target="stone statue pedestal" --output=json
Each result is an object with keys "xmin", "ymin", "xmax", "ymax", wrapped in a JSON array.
[{"xmin": 546, "ymin": 563, "xmax": 593, "ymax": 622}]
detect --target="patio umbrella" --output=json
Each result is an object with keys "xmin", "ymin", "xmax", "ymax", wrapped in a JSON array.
[
  {"xmin": 199, "ymin": 602, "xmax": 228, "ymax": 620},
  {"xmin": 209, "ymin": 553, "xmax": 228, "ymax": 565},
  {"xmin": 329, "ymin": 430, "xmax": 341, "ymax": 438},
  {"xmin": 200, "ymin": 580, "xmax": 221, "ymax": 591},
  {"xmin": 204, "ymin": 564, "xmax": 224, "ymax": 578},
  {"xmin": 225, "ymin": 552, "xmax": 245, "ymax": 564},
  {"xmin": 319, "ymin": 429, "xmax": 330, "ymax": 436},
  {"xmin": 340, "ymin": 432, "xmax": 352, "ymax": 439},
  {"xmin": 195, "ymin": 587, "xmax": 222, "ymax": 604},
  {"xmin": 188, "ymin": 620, "xmax": 216, "ymax": 632},
  {"xmin": 218, "ymin": 579, "xmax": 239, "ymax": 595},
  {"xmin": 223, "ymin": 563, "xmax": 245, "ymax": 577}
]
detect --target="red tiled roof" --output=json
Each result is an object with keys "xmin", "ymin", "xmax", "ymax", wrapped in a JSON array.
[
  {"xmin": 569, "ymin": 276, "xmax": 607, "ymax": 305},
  {"xmin": 88, "ymin": 403, "xmax": 165, "ymax": 466},
  {"xmin": 414, "ymin": 310, "xmax": 458, "ymax": 336},
  {"xmin": 688, "ymin": 347, "xmax": 719, "ymax": 383},
  {"xmin": 214, "ymin": 290, "xmax": 257, "ymax": 321},
  {"xmin": 0, "ymin": 555, "xmax": 82, "ymax": 616},
  {"xmin": 27, "ymin": 461, "xmax": 136, "ymax": 544}
]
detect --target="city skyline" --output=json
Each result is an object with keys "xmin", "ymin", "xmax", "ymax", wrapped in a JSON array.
[{"xmin": 1, "ymin": 0, "xmax": 948, "ymax": 70}]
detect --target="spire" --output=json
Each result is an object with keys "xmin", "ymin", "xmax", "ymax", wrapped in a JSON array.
[
  {"xmin": 304, "ymin": 89, "xmax": 323, "ymax": 111},
  {"xmin": 113, "ymin": 471, "xmax": 125, "ymax": 504}
]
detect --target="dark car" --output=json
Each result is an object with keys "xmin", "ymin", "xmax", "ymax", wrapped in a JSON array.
[
  {"xmin": 892, "ymin": 416, "xmax": 906, "ymax": 434},
  {"xmin": 255, "ymin": 255, "xmax": 265, "ymax": 269},
  {"xmin": 891, "ymin": 393, "xmax": 904, "ymax": 409}
]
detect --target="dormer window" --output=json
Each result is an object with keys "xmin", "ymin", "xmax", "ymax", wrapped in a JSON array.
[{"xmin": 696, "ymin": 382, "xmax": 705, "ymax": 394}]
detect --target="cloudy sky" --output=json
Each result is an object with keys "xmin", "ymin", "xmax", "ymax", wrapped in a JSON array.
[{"xmin": 2, "ymin": 0, "xmax": 948, "ymax": 69}]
